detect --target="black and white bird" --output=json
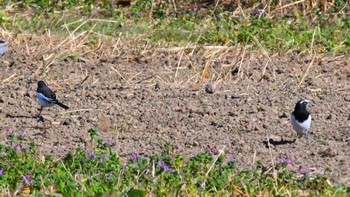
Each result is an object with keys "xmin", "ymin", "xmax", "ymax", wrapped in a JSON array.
[
  {"xmin": 291, "ymin": 99, "xmax": 311, "ymax": 140},
  {"xmin": 36, "ymin": 81, "xmax": 69, "ymax": 117}
]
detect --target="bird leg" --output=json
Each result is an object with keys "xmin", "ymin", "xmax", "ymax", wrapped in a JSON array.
[
  {"xmin": 293, "ymin": 132, "xmax": 298, "ymax": 143},
  {"xmin": 304, "ymin": 130, "xmax": 309, "ymax": 144},
  {"xmin": 35, "ymin": 107, "xmax": 45, "ymax": 122},
  {"xmin": 35, "ymin": 107, "xmax": 43, "ymax": 117}
]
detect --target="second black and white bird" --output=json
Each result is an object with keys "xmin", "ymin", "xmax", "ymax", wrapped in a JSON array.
[
  {"xmin": 36, "ymin": 81, "xmax": 69, "ymax": 116},
  {"xmin": 291, "ymin": 99, "xmax": 311, "ymax": 139}
]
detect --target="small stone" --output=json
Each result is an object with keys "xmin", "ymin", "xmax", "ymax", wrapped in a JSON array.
[
  {"xmin": 279, "ymin": 112, "xmax": 288, "ymax": 118},
  {"xmin": 241, "ymin": 145, "xmax": 251, "ymax": 153},
  {"xmin": 231, "ymin": 67, "xmax": 239, "ymax": 76},
  {"xmin": 155, "ymin": 82, "xmax": 160, "ymax": 91},
  {"xmin": 62, "ymin": 118, "xmax": 73, "ymax": 126},
  {"xmin": 231, "ymin": 139, "xmax": 237, "ymax": 146},
  {"xmin": 319, "ymin": 147, "xmax": 337, "ymax": 157},
  {"xmin": 205, "ymin": 84, "xmax": 214, "ymax": 94}
]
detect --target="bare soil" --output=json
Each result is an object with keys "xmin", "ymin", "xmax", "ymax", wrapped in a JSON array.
[{"xmin": 1, "ymin": 46, "xmax": 349, "ymax": 185}]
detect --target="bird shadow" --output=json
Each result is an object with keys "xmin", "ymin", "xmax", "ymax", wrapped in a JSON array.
[
  {"xmin": 6, "ymin": 113, "xmax": 46, "ymax": 122},
  {"xmin": 5, "ymin": 114, "xmax": 36, "ymax": 119},
  {"xmin": 263, "ymin": 138, "xmax": 296, "ymax": 148}
]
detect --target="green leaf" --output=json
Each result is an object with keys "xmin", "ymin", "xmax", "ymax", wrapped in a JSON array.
[{"xmin": 127, "ymin": 189, "xmax": 146, "ymax": 197}]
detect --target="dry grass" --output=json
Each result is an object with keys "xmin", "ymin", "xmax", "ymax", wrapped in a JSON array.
[
  {"xmin": 0, "ymin": 0, "xmax": 346, "ymax": 91},
  {"xmin": 0, "ymin": 24, "xmax": 326, "ymax": 93}
]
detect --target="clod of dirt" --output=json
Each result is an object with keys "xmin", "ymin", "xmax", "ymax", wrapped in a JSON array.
[
  {"xmin": 241, "ymin": 144, "xmax": 251, "ymax": 153},
  {"xmin": 155, "ymin": 82, "xmax": 160, "ymax": 91},
  {"xmin": 344, "ymin": 96, "xmax": 350, "ymax": 102},
  {"xmin": 319, "ymin": 147, "xmax": 337, "ymax": 157},
  {"xmin": 231, "ymin": 67, "xmax": 239, "ymax": 76},
  {"xmin": 279, "ymin": 112, "xmax": 288, "ymax": 118},
  {"xmin": 205, "ymin": 84, "xmax": 214, "ymax": 94},
  {"xmin": 62, "ymin": 118, "xmax": 74, "ymax": 126},
  {"xmin": 18, "ymin": 91, "xmax": 30, "ymax": 97}
]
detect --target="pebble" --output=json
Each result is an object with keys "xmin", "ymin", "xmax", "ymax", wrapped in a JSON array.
[{"xmin": 205, "ymin": 84, "xmax": 214, "ymax": 94}]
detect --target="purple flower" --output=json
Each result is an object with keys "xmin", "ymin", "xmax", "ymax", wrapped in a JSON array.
[
  {"xmin": 123, "ymin": 162, "xmax": 128, "ymax": 166},
  {"xmin": 299, "ymin": 166, "xmax": 308, "ymax": 174},
  {"xmin": 145, "ymin": 169, "xmax": 150, "ymax": 174},
  {"xmin": 15, "ymin": 146, "xmax": 20, "ymax": 151},
  {"xmin": 130, "ymin": 152, "xmax": 140, "ymax": 160},
  {"xmin": 320, "ymin": 171, "xmax": 325, "ymax": 176},
  {"xmin": 20, "ymin": 131, "xmax": 27, "ymax": 137},
  {"xmin": 278, "ymin": 158, "xmax": 285, "ymax": 164},
  {"xmin": 200, "ymin": 182, "xmax": 206, "ymax": 189},
  {"xmin": 283, "ymin": 178, "xmax": 290, "ymax": 183},
  {"xmin": 108, "ymin": 172, "xmax": 113, "ymax": 178},
  {"xmin": 156, "ymin": 161, "xmax": 172, "ymax": 172},
  {"xmin": 1, "ymin": 150, "xmax": 6, "ymax": 156},
  {"xmin": 0, "ymin": 169, "xmax": 3, "ymax": 175},
  {"xmin": 23, "ymin": 146, "xmax": 29, "ymax": 152},
  {"xmin": 169, "ymin": 168, "xmax": 175, "ymax": 173},
  {"xmin": 102, "ymin": 140, "xmax": 113, "ymax": 146},
  {"xmin": 98, "ymin": 153, "xmax": 109, "ymax": 163},
  {"xmin": 226, "ymin": 156, "xmax": 233, "ymax": 163},
  {"xmin": 278, "ymin": 157, "xmax": 292, "ymax": 165},
  {"xmin": 7, "ymin": 128, "xmax": 12, "ymax": 134},
  {"xmin": 163, "ymin": 165, "xmax": 169, "ymax": 171},
  {"xmin": 99, "ymin": 152, "xmax": 106, "ymax": 163},
  {"xmin": 157, "ymin": 161, "xmax": 165, "ymax": 167},
  {"xmin": 209, "ymin": 149, "xmax": 215, "ymax": 156},
  {"xmin": 86, "ymin": 149, "xmax": 95, "ymax": 160},
  {"xmin": 22, "ymin": 174, "xmax": 32, "ymax": 186},
  {"xmin": 285, "ymin": 158, "xmax": 292, "ymax": 164}
]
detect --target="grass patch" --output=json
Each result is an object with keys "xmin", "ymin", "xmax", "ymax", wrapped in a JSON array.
[
  {"xmin": 0, "ymin": 128, "xmax": 348, "ymax": 195},
  {"xmin": 0, "ymin": 1, "xmax": 349, "ymax": 55}
]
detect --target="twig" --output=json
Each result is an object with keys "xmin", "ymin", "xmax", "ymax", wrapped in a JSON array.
[
  {"xmin": 59, "ymin": 108, "xmax": 95, "ymax": 115},
  {"xmin": 274, "ymin": 0, "xmax": 305, "ymax": 11},
  {"xmin": 2, "ymin": 74, "xmax": 16, "ymax": 83},
  {"xmin": 175, "ymin": 49, "xmax": 185, "ymax": 78},
  {"xmin": 156, "ymin": 46, "xmax": 234, "ymax": 52},
  {"xmin": 110, "ymin": 66, "xmax": 126, "ymax": 81},
  {"xmin": 205, "ymin": 148, "xmax": 225, "ymax": 177},
  {"xmin": 232, "ymin": 184, "xmax": 249, "ymax": 197},
  {"xmin": 249, "ymin": 33, "xmax": 276, "ymax": 80},
  {"xmin": 294, "ymin": 54, "xmax": 316, "ymax": 91}
]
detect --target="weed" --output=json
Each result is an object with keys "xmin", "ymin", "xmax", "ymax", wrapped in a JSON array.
[{"xmin": 0, "ymin": 128, "xmax": 348, "ymax": 195}]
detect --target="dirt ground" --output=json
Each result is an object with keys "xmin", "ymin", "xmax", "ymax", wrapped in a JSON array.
[{"xmin": 0, "ymin": 45, "xmax": 349, "ymax": 185}]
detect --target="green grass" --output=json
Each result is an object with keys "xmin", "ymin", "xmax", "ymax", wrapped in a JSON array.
[
  {"xmin": 0, "ymin": 1, "xmax": 349, "ymax": 54},
  {"xmin": 0, "ymin": 128, "xmax": 348, "ymax": 196}
]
